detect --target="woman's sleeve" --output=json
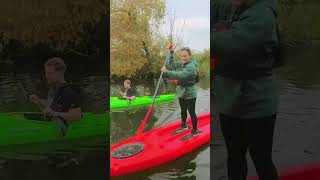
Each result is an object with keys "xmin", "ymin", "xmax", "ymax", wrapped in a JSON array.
[
  {"xmin": 166, "ymin": 51, "xmax": 182, "ymax": 70},
  {"xmin": 164, "ymin": 65, "xmax": 195, "ymax": 81}
]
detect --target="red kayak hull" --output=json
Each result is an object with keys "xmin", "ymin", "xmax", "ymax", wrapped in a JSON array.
[
  {"xmin": 110, "ymin": 113, "xmax": 210, "ymax": 177},
  {"xmin": 248, "ymin": 163, "xmax": 320, "ymax": 180}
]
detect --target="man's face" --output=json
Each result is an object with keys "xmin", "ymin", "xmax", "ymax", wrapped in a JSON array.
[
  {"xmin": 180, "ymin": 50, "xmax": 191, "ymax": 64},
  {"xmin": 124, "ymin": 82, "xmax": 130, "ymax": 88},
  {"xmin": 230, "ymin": 0, "xmax": 248, "ymax": 6},
  {"xmin": 45, "ymin": 66, "xmax": 60, "ymax": 85}
]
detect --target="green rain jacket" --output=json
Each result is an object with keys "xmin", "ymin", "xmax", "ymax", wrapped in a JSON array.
[
  {"xmin": 212, "ymin": 0, "xmax": 279, "ymax": 118},
  {"xmin": 163, "ymin": 52, "xmax": 198, "ymax": 99}
]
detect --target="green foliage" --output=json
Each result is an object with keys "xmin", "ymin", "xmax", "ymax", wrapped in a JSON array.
[{"xmin": 192, "ymin": 49, "xmax": 210, "ymax": 77}]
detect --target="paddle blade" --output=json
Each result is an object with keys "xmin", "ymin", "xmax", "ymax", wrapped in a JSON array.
[{"xmin": 135, "ymin": 106, "xmax": 153, "ymax": 137}]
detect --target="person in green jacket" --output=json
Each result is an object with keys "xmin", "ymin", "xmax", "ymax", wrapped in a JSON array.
[
  {"xmin": 161, "ymin": 44, "xmax": 200, "ymax": 137},
  {"xmin": 212, "ymin": 0, "xmax": 279, "ymax": 179}
]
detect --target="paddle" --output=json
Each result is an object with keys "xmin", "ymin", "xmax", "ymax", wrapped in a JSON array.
[
  {"xmin": 18, "ymin": 81, "xmax": 50, "ymax": 123},
  {"xmin": 18, "ymin": 82, "xmax": 32, "ymax": 103},
  {"xmin": 17, "ymin": 81, "xmax": 68, "ymax": 135},
  {"xmin": 135, "ymin": 14, "xmax": 175, "ymax": 138},
  {"xmin": 135, "ymin": 54, "xmax": 169, "ymax": 138}
]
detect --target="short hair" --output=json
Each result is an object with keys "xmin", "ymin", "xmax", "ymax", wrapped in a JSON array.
[
  {"xmin": 124, "ymin": 79, "xmax": 131, "ymax": 85},
  {"xmin": 181, "ymin": 47, "xmax": 192, "ymax": 56},
  {"xmin": 45, "ymin": 57, "xmax": 66, "ymax": 72}
]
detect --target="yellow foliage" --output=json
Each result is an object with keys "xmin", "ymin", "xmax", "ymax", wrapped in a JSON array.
[
  {"xmin": 110, "ymin": 0, "xmax": 165, "ymax": 77},
  {"xmin": 0, "ymin": 0, "xmax": 107, "ymax": 49}
]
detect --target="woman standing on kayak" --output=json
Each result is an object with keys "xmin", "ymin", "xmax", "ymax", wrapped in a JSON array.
[
  {"xmin": 161, "ymin": 44, "xmax": 200, "ymax": 137},
  {"xmin": 212, "ymin": 0, "xmax": 279, "ymax": 179}
]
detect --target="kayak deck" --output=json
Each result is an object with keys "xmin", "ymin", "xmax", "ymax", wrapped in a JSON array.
[
  {"xmin": 110, "ymin": 94, "xmax": 176, "ymax": 110},
  {"xmin": 0, "ymin": 112, "xmax": 108, "ymax": 146},
  {"xmin": 110, "ymin": 113, "xmax": 210, "ymax": 177}
]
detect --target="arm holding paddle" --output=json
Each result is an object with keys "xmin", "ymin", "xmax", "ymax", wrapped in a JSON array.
[
  {"xmin": 122, "ymin": 89, "xmax": 135, "ymax": 101},
  {"xmin": 161, "ymin": 65, "xmax": 194, "ymax": 81},
  {"xmin": 123, "ymin": 95, "xmax": 135, "ymax": 101},
  {"xmin": 29, "ymin": 94, "xmax": 48, "ymax": 109},
  {"xmin": 166, "ymin": 44, "xmax": 182, "ymax": 70},
  {"xmin": 119, "ymin": 91, "xmax": 125, "ymax": 96},
  {"xmin": 29, "ymin": 94, "xmax": 81, "ymax": 121},
  {"xmin": 119, "ymin": 90, "xmax": 131, "ymax": 99}
]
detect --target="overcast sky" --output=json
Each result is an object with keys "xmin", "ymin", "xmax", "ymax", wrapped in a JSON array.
[{"xmin": 161, "ymin": 0, "xmax": 210, "ymax": 51}]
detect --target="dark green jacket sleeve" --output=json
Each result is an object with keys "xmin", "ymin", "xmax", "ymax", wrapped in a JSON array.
[
  {"xmin": 166, "ymin": 52, "xmax": 182, "ymax": 70},
  {"xmin": 164, "ymin": 62, "xmax": 196, "ymax": 81},
  {"xmin": 211, "ymin": 0, "xmax": 232, "ymax": 55}
]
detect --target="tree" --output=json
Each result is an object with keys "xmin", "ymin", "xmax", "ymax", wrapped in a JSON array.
[
  {"xmin": 110, "ymin": 0, "xmax": 165, "ymax": 77},
  {"xmin": 193, "ymin": 49, "xmax": 210, "ymax": 77},
  {"xmin": 0, "ymin": 0, "xmax": 108, "ymax": 49}
]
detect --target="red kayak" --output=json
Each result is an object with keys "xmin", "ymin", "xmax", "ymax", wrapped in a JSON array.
[
  {"xmin": 247, "ymin": 163, "xmax": 320, "ymax": 180},
  {"xmin": 110, "ymin": 113, "xmax": 210, "ymax": 177}
]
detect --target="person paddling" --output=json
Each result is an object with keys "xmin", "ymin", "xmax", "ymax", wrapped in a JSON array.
[
  {"xmin": 119, "ymin": 79, "xmax": 135, "ymax": 101},
  {"xmin": 29, "ymin": 57, "xmax": 82, "ymax": 135},
  {"xmin": 161, "ymin": 44, "xmax": 200, "ymax": 137}
]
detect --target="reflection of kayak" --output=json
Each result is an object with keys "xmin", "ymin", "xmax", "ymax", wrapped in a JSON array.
[
  {"xmin": 248, "ymin": 163, "xmax": 320, "ymax": 180},
  {"xmin": 110, "ymin": 113, "xmax": 210, "ymax": 177},
  {"xmin": 110, "ymin": 94, "xmax": 176, "ymax": 110},
  {"xmin": 0, "ymin": 112, "xmax": 108, "ymax": 146}
]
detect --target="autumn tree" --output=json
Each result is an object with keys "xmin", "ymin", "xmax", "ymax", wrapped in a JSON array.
[
  {"xmin": 0, "ymin": 0, "xmax": 108, "ymax": 49},
  {"xmin": 110, "ymin": 0, "xmax": 165, "ymax": 78}
]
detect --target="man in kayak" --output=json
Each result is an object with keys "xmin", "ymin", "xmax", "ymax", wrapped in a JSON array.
[
  {"xmin": 161, "ymin": 44, "xmax": 200, "ymax": 137},
  {"xmin": 212, "ymin": 0, "xmax": 279, "ymax": 179},
  {"xmin": 29, "ymin": 57, "xmax": 81, "ymax": 133},
  {"xmin": 119, "ymin": 79, "xmax": 135, "ymax": 101}
]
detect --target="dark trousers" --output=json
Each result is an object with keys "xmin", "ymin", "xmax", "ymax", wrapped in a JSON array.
[
  {"xmin": 179, "ymin": 98, "xmax": 198, "ymax": 131},
  {"xmin": 220, "ymin": 114, "xmax": 279, "ymax": 180}
]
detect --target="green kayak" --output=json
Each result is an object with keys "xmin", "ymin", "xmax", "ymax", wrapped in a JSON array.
[
  {"xmin": 0, "ymin": 112, "xmax": 108, "ymax": 146},
  {"xmin": 110, "ymin": 94, "xmax": 176, "ymax": 110}
]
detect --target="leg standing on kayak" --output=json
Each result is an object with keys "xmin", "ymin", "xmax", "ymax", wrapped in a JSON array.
[
  {"xmin": 29, "ymin": 57, "xmax": 82, "ymax": 125},
  {"xmin": 212, "ymin": 0, "xmax": 280, "ymax": 179},
  {"xmin": 161, "ymin": 44, "xmax": 200, "ymax": 136},
  {"xmin": 119, "ymin": 79, "xmax": 135, "ymax": 101}
]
